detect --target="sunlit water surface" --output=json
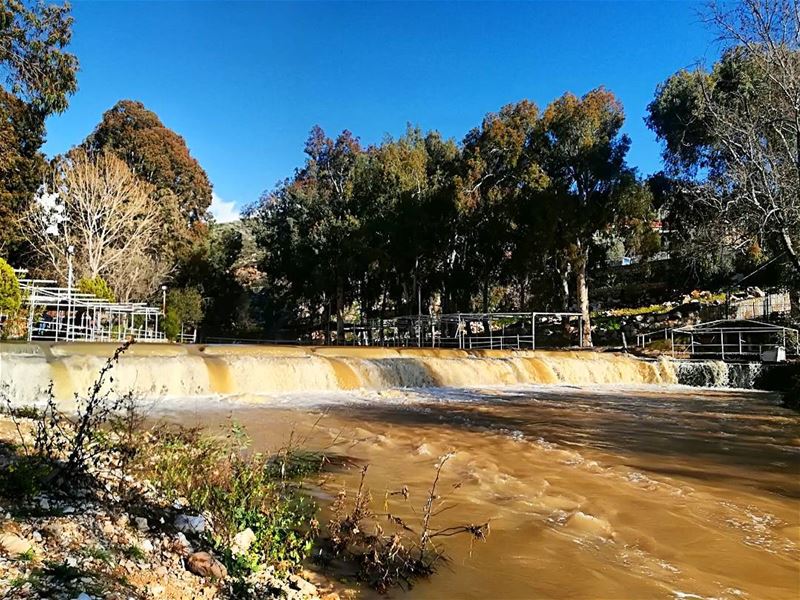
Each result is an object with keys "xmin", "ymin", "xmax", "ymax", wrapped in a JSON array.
[{"xmin": 156, "ymin": 384, "xmax": 800, "ymax": 600}]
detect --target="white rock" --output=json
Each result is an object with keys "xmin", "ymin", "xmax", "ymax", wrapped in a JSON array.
[
  {"xmin": 74, "ymin": 594, "xmax": 93, "ymax": 600},
  {"xmin": 39, "ymin": 497, "xmax": 50, "ymax": 511},
  {"xmin": 0, "ymin": 533, "xmax": 32, "ymax": 557},
  {"xmin": 231, "ymin": 528, "xmax": 256, "ymax": 556},
  {"xmin": 140, "ymin": 538, "xmax": 154, "ymax": 553},
  {"xmin": 147, "ymin": 583, "xmax": 165, "ymax": 596},
  {"xmin": 174, "ymin": 513, "xmax": 206, "ymax": 534},
  {"xmin": 134, "ymin": 517, "xmax": 149, "ymax": 532}
]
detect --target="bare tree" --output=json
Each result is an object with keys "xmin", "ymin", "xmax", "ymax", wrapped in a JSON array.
[
  {"xmin": 701, "ymin": 0, "xmax": 800, "ymax": 273},
  {"xmin": 23, "ymin": 150, "xmax": 164, "ymax": 299}
]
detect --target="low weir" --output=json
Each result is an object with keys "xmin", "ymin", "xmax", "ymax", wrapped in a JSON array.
[{"xmin": 0, "ymin": 342, "xmax": 764, "ymax": 405}]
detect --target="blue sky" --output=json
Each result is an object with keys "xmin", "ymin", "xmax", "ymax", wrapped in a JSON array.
[{"xmin": 43, "ymin": 1, "xmax": 720, "ymax": 222}]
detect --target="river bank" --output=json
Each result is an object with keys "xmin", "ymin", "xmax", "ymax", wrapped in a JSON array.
[{"xmin": 0, "ymin": 413, "xmax": 334, "ymax": 600}]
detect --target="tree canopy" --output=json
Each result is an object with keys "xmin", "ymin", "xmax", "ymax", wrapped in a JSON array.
[
  {"xmin": 648, "ymin": 0, "xmax": 800, "ymax": 279},
  {"xmin": 0, "ymin": 0, "xmax": 78, "ymax": 259},
  {"xmin": 81, "ymin": 100, "xmax": 213, "ymax": 262}
]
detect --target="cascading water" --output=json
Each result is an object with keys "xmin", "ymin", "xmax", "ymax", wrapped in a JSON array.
[
  {"xmin": 0, "ymin": 342, "xmax": 682, "ymax": 404},
  {"xmin": 675, "ymin": 360, "xmax": 762, "ymax": 389}
]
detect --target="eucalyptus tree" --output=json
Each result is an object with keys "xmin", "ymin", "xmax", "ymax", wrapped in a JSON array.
[
  {"xmin": 0, "ymin": 0, "xmax": 78, "ymax": 258},
  {"xmin": 251, "ymin": 126, "xmax": 364, "ymax": 339},
  {"xmin": 455, "ymin": 100, "xmax": 547, "ymax": 312},
  {"xmin": 648, "ymin": 0, "xmax": 800, "ymax": 279},
  {"xmin": 80, "ymin": 100, "xmax": 214, "ymax": 265},
  {"xmin": 541, "ymin": 88, "xmax": 641, "ymax": 346},
  {"xmin": 353, "ymin": 126, "xmax": 460, "ymax": 318}
]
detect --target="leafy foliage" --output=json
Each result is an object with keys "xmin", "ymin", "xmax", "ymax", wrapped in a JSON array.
[
  {"xmin": 648, "ymin": 0, "xmax": 800, "ymax": 281},
  {"xmin": 77, "ymin": 276, "xmax": 116, "ymax": 302},
  {"xmin": 0, "ymin": 255, "xmax": 21, "ymax": 312},
  {"xmin": 0, "ymin": 0, "xmax": 78, "ymax": 114},
  {"xmin": 81, "ymin": 100, "xmax": 213, "ymax": 250},
  {"xmin": 0, "ymin": 0, "xmax": 78, "ymax": 258},
  {"xmin": 138, "ymin": 423, "xmax": 320, "ymax": 575},
  {"xmin": 162, "ymin": 287, "xmax": 203, "ymax": 340}
]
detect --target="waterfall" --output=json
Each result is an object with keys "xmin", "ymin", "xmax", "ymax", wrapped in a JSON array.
[
  {"xmin": 674, "ymin": 360, "xmax": 762, "ymax": 389},
  {"xmin": 0, "ymin": 342, "xmax": 734, "ymax": 405}
]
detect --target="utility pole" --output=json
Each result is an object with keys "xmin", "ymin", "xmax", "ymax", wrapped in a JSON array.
[{"xmin": 66, "ymin": 245, "xmax": 74, "ymax": 341}]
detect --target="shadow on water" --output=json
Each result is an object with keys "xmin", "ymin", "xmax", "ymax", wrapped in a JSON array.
[{"xmin": 319, "ymin": 385, "xmax": 800, "ymax": 497}]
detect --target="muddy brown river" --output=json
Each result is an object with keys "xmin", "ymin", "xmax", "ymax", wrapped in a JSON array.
[{"xmin": 156, "ymin": 384, "xmax": 800, "ymax": 600}]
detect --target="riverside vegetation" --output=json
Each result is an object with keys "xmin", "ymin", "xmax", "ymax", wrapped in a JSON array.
[{"xmin": 0, "ymin": 343, "xmax": 488, "ymax": 598}]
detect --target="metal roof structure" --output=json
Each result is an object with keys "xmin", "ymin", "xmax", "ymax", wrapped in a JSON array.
[
  {"xmin": 19, "ymin": 278, "xmax": 168, "ymax": 343},
  {"xmin": 670, "ymin": 319, "xmax": 798, "ymax": 360}
]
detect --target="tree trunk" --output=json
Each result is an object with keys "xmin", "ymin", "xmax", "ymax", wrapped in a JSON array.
[
  {"xmin": 575, "ymin": 245, "xmax": 592, "ymax": 347},
  {"xmin": 379, "ymin": 287, "xmax": 387, "ymax": 345},
  {"xmin": 324, "ymin": 299, "xmax": 331, "ymax": 345},
  {"xmin": 779, "ymin": 227, "xmax": 800, "ymax": 275},
  {"xmin": 336, "ymin": 277, "xmax": 344, "ymax": 342},
  {"xmin": 556, "ymin": 252, "xmax": 571, "ymax": 337}
]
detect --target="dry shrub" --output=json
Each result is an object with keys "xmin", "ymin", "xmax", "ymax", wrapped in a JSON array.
[{"xmin": 324, "ymin": 454, "xmax": 489, "ymax": 593}]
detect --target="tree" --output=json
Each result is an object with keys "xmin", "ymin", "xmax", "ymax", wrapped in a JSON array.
[
  {"xmin": 80, "ymin": 100, "xmax": 213, "ymax": 262},
  {"xmin": 0, "ymin": 256, "xmax": 21, "ymax": 313},
  {"xmin": 648, "ymin": 0, "xmax": 800, "ymax": 278},
  {"xmin": 77, "ymin": 275, "xmax": 115, "ymax": 302},
  {"xmin": 541, "ymin": 88, "xmax": 639, "ymax": 346},
  {"xmin": 352, "ymin": 126, "xmax": 459, "ymax": 320},
  {"xmin": 0, "ymin": 89, "xmax": 46, "ymax": 257},
  {"xmin": 23, "ymin": 150, "xmax": 164, "ymax": 300},
  {"xmin": 456, "ymin": 101, "xmax": 548, "ymax": 312},
  {"xmin": 0, "ymin": 0, "xmax": 78, "ymax": 257},
  {"xmin": 0, "ymin": 0, "xmax": 78, "ymax": 114},
  {"xmin": 163, "ymin": 287, "xmax": 203, "ymax": 341},
  {"xmin": 251, "ymin": 126, "xmax": 364, "ymax": 340}
]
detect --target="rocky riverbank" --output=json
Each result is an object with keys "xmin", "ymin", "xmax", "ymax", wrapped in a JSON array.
[{"xmin": 0, "ymin": 415, "xmax": 338, "ymax": 600}]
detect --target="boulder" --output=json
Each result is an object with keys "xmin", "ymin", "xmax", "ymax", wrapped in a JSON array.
[
  {"xmin": 175, "ymin": 513, "xmax": 206, "ymax": 534},
  {"xmin": 0, "ymin": 532, "xmax": 33, "ymax": 557},
  {"xmin": 187, "ymin": 551, "xmax": 227, "ymax": 580},
  {"xmin": 231, "ymin": 527, "xmax": 256, "ymax": 556},
  {"xmin": 288, "ymin": 573, "xmax": 318, "ymax": 596}
]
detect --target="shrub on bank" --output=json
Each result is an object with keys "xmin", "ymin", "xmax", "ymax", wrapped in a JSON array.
[{"xmin": 137, "ymin": 423, "xmax": 320, "ymax": 576}]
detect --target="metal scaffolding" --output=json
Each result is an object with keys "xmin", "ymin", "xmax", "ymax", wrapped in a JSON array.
[
  {"xmin": 301, "ymin": 311, "xmax": 585, "ymax": 350},
  {"xmin": 19, "ymin": 278, "xmax": 170, "ymax": 343},
  {"xmin": 670, "ymin": 319, "xmax": 798, "ymax": 360}
]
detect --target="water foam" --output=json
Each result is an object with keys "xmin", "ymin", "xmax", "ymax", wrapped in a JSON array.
[{"xmin": 0, "ymin": 342, "xmax": 708, "ymax": 405}]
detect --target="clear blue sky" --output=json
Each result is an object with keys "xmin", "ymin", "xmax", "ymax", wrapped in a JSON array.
[{"xmin": 43, "ymin": 1, "xmax": 720, "ymax": 221}]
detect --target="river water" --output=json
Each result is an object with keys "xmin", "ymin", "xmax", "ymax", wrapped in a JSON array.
[{"xmin": 157, "ymin": 383, "xmax": 800, "ymax": 600}]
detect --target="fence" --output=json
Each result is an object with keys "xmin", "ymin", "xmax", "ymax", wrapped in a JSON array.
[
  {"xmin": 204, "ymin": 312, "xmax": 585, "ymax": 350},
  {"xmin": 732, "ymin": 291, "xmax": 791, "ymax": 320}
]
